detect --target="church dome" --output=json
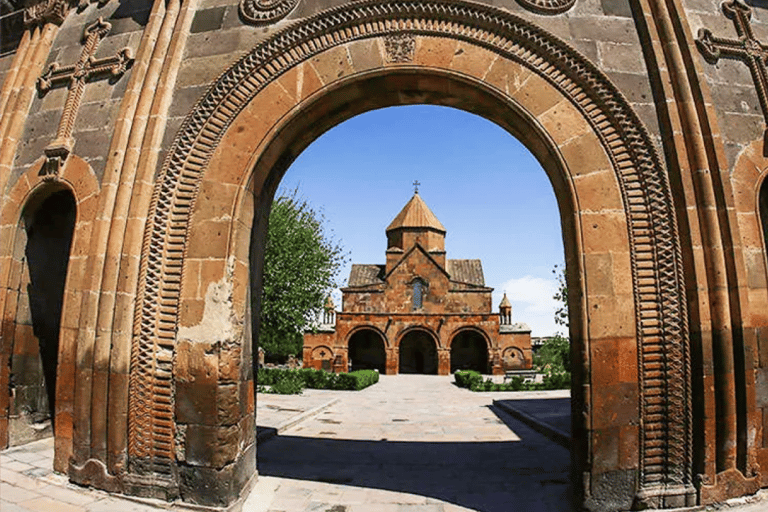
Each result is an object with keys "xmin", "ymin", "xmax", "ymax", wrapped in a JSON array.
[{"xmin": 386, "ymin": 192, "xmax": 446, "ymax": 233}]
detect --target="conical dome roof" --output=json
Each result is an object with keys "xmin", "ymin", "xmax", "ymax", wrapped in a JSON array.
[
  {"xmin": 386, "ymin": 193, "xmax": 446, "ymax": 233},
  {"xmin": 499, "ymin": 293, "xmax": 511, "ymax": 308}
]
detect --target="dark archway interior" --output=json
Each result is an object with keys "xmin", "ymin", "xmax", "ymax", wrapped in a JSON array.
[
  {"xmin": 11, "ymin": 190, "xmax": 75, "ymax": 433},
  {"xmin": 450, "ymin": 330, "xmax": 488, "ymax": 373},
  {"xmin": 348, "ymin": 329, "xmax": 386, "ymax": 372},
  {"xmin": 399, "ymin": 331, "xmax": 438, "ymax": 374}
]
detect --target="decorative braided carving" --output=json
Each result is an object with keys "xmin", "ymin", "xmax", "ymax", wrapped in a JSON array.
[
  {"xmin": 515, "ymin": 0, "xmax": 576, "ymax": 15},
  {"xmin": 239, "ymin": 0, "xmax": 299, "ymax": 25},
  {"xmin": 24, "ymin": 0, "xmax": 76, "ymax": 26},
  {"xmin": 130, "ymin": 0, "xmax": 691, "ymax": 501}
]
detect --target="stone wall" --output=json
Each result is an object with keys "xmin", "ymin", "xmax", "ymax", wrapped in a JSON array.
[{"xmin": 3, "ymin": 0, "xmax": 768, "ymax": 509}]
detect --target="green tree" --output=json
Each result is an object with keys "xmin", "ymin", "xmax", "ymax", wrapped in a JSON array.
[
  {"xmin": 533, "ymin": 264, "xmax": 571, "ymax": 377},
  {"xmin": 552, "ymin": 263, "xmax": 568, "ymax": 329},
  {"xmin": 258, "ymin": 189, "xmax": 347, "ymax": 361}
]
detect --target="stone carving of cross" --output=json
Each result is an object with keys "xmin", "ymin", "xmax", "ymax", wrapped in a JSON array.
[
  {"xmin": 696, "ymin": 0, "xmax": 768, "ymax": 147},
  {"xmin": 37, "ymin": 17, "xmax": 133, "ymax": 178}
]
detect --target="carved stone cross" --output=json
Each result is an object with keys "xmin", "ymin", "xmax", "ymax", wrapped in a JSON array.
[
  {"xmin": 696, "ymin": 0, "xmax": 768, "ymax": 146},
  {"xmin": 37, "ymin": 17, "xmax": 133, "ymax": 178}
]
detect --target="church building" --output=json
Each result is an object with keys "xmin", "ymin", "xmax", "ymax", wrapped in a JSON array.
[{"xmin": 303, "ymin": 191, "xmax": 533, "ymax": 375}]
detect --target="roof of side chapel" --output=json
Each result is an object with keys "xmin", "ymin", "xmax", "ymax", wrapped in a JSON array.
[{"xmin": 347, "ymin": 264, "xmax": 386, "ymax": 287}]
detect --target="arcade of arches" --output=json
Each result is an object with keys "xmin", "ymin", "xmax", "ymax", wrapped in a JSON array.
[
  {"xmin": 303, "ymin": 193, "xmax": 532, "ymax": 376},
  {"xmin": 3, "ymin": 0, "xmax": 768, "ymax": 509}
]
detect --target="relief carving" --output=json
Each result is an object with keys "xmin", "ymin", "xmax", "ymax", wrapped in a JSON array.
[
  {"xmin": 239, "ymin": 0, "xmax": 299, "ymax": 25},
  {"xmin": 696, "ymin": 0, "xmax": 768, "ymax": 150},
  {"xmin": 515, "ymin": 0, "xmax": 576, "ymax": 15},
  {"xmin": 384, "ymin": 33, "xmax": 415, "ymax": 63},
  {"xmin": 37, "ymin": 17, "xmax": 133, "ymax": 178}
]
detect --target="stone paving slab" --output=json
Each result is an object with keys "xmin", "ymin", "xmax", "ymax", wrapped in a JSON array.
[
  {"xmin": 257, "ymin": 389, "xmax": 343, "ymax": 443},
  {"xmin": 257, "ymin": 389, "xmax": 348, "ymax": 429},
  {"xmin": 250, "ymin": 375, "xmax": 570, "ymax": 512},
  {"xmin": 3, "ymin": 377, "xmax": 768, "ymax": 511}
]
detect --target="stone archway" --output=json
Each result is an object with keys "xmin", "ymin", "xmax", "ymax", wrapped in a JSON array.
[
  {"xmin": 348, "ymin": 328, "xmax": 386, "ymax": 372},
  {"xmin": 0, "ymin": 156, "xmax": 98, "ymax": 467},
  {"xmin": 5, "ymin": 188, "xmax": 76, "ymax": 446},
  {"xmin": 399, "ymin": 329, "xmax": 438, "ymax": 374},
  {"xmin": 125, "ymin": 1, "xmax": 692, "ymax": 509},
  {"xmin": 450, "ymin": 329, "xmax": 489, "ymax": 373}
]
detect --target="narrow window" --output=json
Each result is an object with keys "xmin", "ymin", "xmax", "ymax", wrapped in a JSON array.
[{"xmin": 413, "ymin": 279, "xmax": 425, "ymax": 310}]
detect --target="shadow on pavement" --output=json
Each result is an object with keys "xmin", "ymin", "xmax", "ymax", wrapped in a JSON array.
[
  {"xmin": 257, "ymin": 407, "xmax": 572, "ymax": 512},
  {"xmin": 493, "ymin": 398, "xmax": 571, "ymax": 437}
]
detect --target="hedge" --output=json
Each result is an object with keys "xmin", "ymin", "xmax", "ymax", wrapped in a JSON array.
[
  {"xmin": 454, "ymin": 369, "xmax": 570, "ymax": 392},
  {"xmin": 257, "ymin": 367, "xmax": 380, "ymax": 393}
]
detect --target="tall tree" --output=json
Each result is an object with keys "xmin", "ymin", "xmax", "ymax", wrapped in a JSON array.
[
  {"xmin": 552, "ymin": 263, "xmax": 568, "ymax": 329},
  {"xmin": 258, "ymin": 189, "xmax": 347, "ymax": 360}
]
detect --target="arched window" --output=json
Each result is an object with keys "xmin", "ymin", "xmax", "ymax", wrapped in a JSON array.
[{"xmin": 413, "ymin": 278, "xmax": 426, "ymax": 310}]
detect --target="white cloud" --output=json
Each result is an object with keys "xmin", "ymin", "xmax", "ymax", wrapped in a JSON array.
[{"xmin": 493, "ymin": 275, "xmax": 561, "ymax": 337}]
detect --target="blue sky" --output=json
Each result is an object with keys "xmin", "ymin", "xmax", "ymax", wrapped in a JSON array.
[{"xmin": 279, "ymin": 105, "xmax": 565, "ymax": 337}]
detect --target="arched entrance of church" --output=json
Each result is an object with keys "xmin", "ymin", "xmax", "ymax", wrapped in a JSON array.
[
  {"xmin": 450, "ymin": 329, "xmax": 489, "ymax": 373},
  {"xmin": 398, "ymin": 329, "xmax": 438, "ymax": 374},
  {"xmin": 5, "ymin": 188, "xmax": 75, "ymax": 446},
  {"xmin": 348, "ymin": 328, "xmax": 386, "ymax": 372},
  {"xmin": 126, "ymin": 1, "xmax": 693, "ymax": 509}
]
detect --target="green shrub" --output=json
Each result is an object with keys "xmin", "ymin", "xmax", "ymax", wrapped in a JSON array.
[
  {"xmin": 541, "ymin": 371, "xmax": 571, "ymax": 390},
  {"xmin": 257, "ymin": 367, "xmax": 290, "ymax": 386},
  {"xmin": 256, "ymin": 367, "xmax": 380, "ymax": 393},
  {"xmin": 269, "ymin": 371, "xmax": 304, "ymax": 394},
  {"xmin": 349, "ymin": 369, "xmax": 379, "ymax": 390},
  {"xmin": 298, "ymin": 368, "xmax": 333, "ymax": 388},
  {"xmin": 455, "ymin": 370, "xmax": 483, "ymax": 389}
]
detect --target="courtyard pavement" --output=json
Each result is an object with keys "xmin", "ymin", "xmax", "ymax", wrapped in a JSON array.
[{"xmin": 2, "ymin": 374, "xmax": 768, "ymax": 511}]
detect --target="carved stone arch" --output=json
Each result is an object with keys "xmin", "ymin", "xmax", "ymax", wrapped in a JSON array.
[
  {"xmin": 128, "ymin": 0, "xmax": 692, "ymax": 508},
  {"xmin": 0, "ymin": 156, "xmax": 99, "ymax": 463}
]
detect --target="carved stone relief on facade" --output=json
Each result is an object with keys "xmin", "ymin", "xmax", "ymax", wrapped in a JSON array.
[
  {"xmin": 239, "ymin": 0, "xmax": 299, "ymax": 25},
  {"xmin": 696, "ymin": 0, "xmax": 768, "ymax": 151},
  {"xmin": 36, "ymin": 17, "xmax": 133, "ymax": 178},
  {"xmin": 384, "ymin": 33, "xmax": 415, "ymax": 63},
  {"xmin": 515, "ymin": 0, "xmax": 576, "ymax": 15}
]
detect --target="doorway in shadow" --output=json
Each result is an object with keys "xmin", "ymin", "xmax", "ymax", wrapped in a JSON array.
[
  {"xmin": 9, "ymin": 189, "xmax": 75, "ymax": 445},
  {"xmin": 399, "ymin": 330, "xmax": 437, "ymax": 374}
]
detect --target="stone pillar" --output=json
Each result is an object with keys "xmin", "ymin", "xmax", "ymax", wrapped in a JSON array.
[
  {"xmin": 386, "ymin": 348, "xmax": 398, "ymax": 375},
  {"xmin": 491, "ymin": 350, "xmax": 503, "ymax": 376},
  {"xmin": 438, "ymin": 349, "xmax": 450, "ymax": 376}
]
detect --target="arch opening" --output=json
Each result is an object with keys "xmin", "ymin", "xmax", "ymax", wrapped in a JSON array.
[
  {"xmin": 348, "ymin": 329, "xmax": 386, "ymax": 372},
  {"xmin": 8, "ymin": 188, "xmax": 75, "ymax": 446},
  {"xmin": 398, "ymin": 330, "xmax": 438, "ymax": 375},
  {"xmin": 450, "ymin": 330, "xmax": 489, "ymax": 373}
]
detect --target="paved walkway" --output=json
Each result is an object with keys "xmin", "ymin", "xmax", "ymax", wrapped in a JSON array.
[
  {"xmin": 3, "ymin": 374, "xmax": 768, "ymax": 511},
  {"xmin": 247, "ymin": 375, "xmax": 570, "ymax": 512}
]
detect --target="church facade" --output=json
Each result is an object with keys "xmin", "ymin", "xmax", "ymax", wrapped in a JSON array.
[{"xmin": 303, "ymin": 192, "xmax": 533, "ymax": 375}]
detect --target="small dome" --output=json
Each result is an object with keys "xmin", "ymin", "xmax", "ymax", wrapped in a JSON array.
[
  {"xmin": 499, "ymin": 292, "xmax": 512, "ymax": 309},
  {"xmin": 386, "ymin": 192, "xmax": 446, "ymax": 233}
]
